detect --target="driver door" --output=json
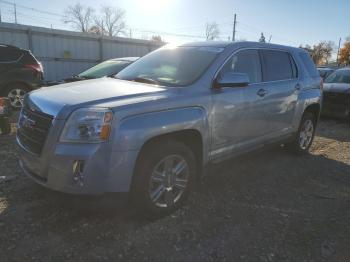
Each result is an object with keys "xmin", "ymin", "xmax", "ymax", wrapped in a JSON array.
[{"xmin": 210, "ymin": 49, "xmax": 270, "ymax": 159}]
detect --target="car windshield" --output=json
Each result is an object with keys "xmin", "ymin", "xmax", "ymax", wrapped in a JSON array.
[
  {"xmin": 325, "ymin": 70, "xmax": 350, "ymax": 84},
  {"xmin": 78, "ymin": 60, "xmax": 132, "ymax": 79},
  {"xmin": 116, "ymin": 46, "xmax": 224, "ymax": 86}
]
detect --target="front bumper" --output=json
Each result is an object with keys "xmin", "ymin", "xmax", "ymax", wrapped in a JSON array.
[{"xmin": 17, "ymin": 137, "xmax": 140, "ymax": 195}]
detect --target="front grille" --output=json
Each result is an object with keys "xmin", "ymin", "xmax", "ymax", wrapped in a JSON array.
[{"xmin": 17, "ymin": 106, "xmax": 53, "ymax": 155}]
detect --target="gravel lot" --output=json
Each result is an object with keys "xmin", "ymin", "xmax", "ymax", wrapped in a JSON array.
[{"xmin": 1, "ymin": 118, "xmax": 350, "ymax": 262}]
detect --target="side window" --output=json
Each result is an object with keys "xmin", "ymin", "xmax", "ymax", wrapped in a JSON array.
[
  {"xmin": 262, "ymin": 50, "xmax": 293, "ymax": 81},
  {"xmin": 220, "ymin": 49, "xmax": 262, "ymax": 83},
  {"xmin": 0, "ymin": 47, "xmax": 22, "ymax": 63}
]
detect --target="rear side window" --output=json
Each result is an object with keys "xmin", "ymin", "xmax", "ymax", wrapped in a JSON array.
[
  {"xmin": 261, "ymin": 50, "xmax": 294, "ymax": 81},
  {"xmin": 0, "ymin": 47, "xmax": 22, "ymax": 63},
  {"xmin": 22, "ymin": 51, "xmax": 38, "ymax": 64},
  {"xmin": 220, "ymin": 49, "xmax": 262, "ymax": 83},
  {"xmin": 298, "ymin": 52, "xmax": 319, "ymax": 77}
]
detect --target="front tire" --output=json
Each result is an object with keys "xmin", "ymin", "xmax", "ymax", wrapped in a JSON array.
[
  {"xmin": 287, "ymin": 112, "xmax": 317, "ymax": 154},
  {"xmin": 132, "ymin": 140, "xmax": 196, "ymax": 216}
]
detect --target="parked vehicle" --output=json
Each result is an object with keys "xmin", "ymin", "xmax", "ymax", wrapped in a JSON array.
[
  {"xmin": 0, "ymin": 44, "xmax": 43, "ymax": 108},
  {"xmin": 322, "ymin": 68, "xmax": 350, "ymax": 119},
  {"xmin": 317, "ymin": 67, "xmax": 335, "ymax": 80},
  {"xmin": 0, "ymin": 97, "xmax": 12, "ymax": 135},
  {"xmin": 45, "ymin": 57, "xmax": 138, "ymax": 86},
  {"xmin": 17, "ymin": 42, "xmax": 322, "ymax": 216}
]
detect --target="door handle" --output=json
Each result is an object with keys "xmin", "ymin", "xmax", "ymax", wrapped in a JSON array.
[{"xmin": 257, "ymin": 89, "xmax": 268, "ymax": 97}]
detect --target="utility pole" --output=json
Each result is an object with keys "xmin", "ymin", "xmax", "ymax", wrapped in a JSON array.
[
  {"xmin": 232, "ymin": 13, "xmax": 236, "ymax": 42},
  {"xmin": 336, "ymin": 37, "xmax": 342, "ymax": 65},
  {"xmin": 13, "ymin": 2, "xmax": 17, "ymax": 24}
]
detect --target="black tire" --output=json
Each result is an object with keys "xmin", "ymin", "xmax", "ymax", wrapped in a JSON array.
[
  {"xmin": 2, "ymin": 83, "xmax": 30, "ymax": 109},
  {"xmin": 131, "ymin": 140, "xmax": 197, "ymax": 217},
  {"xmin": 0, "ymin": 117, "xmax": 11, "ymax": 135},
  {"xmin": 287, "ymin": 112, "xmax": 317, "ymax": 154}
]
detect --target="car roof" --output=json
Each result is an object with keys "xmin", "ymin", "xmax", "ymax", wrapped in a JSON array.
[
  {"xmin": 109, "ymin": 57, "xmax": 139, "ymax": 62},
  {"xmin": 178, "ymin": 41, "xmax": 302, "ymax": 52}
]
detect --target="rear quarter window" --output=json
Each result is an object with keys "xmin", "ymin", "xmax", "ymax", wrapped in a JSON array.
[
  {"xmin": 0, "ymin": 47, "xmax": 22, "ymax": 63},
  {"xmin": 298, "ymin": 52, "xmax": 319, "ymax": 77},
  {"xmin": 261, "ymin": 50, "xmax": 294, "ymax": 81}
]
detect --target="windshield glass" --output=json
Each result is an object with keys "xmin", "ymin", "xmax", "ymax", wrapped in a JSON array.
[
  {"xmin": 116, "ymin": 46, "xmax": 224, "ymax": 86},
  {"xmin": 325, "ymin": 70, "xmax": 350, "ymax": 84},
  {"xmin": 78, "ymin": 60, "xmax": 132, "ymax": 79}
]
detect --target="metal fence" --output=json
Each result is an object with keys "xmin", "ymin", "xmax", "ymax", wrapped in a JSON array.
[{"xmin": 0, "ymin": 22, "xmax": 163, "ymax": 81}]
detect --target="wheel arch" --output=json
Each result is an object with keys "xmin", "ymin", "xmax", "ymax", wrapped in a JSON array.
[
  {"xmin": 138, "ymin": 129, "xmax": 203, "ymax": 174},
  {"xmin": 0, "ymin": 81, "xmax": 32, "ymax": 95}
]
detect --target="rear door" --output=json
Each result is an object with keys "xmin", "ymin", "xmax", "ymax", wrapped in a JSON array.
[{"xmin": 258, "ymin": 49, "xmax": 299, "ymax": 138}]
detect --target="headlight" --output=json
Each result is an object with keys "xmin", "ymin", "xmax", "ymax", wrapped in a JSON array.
[{"xmin": 60, "ymin": 108, "xmax": 113, "ymax": 143}]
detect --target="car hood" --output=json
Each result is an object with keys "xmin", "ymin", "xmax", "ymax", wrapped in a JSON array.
[
  {"xmin": 27, "ymin": 78, "xmax": 168, "ymax": 118},
  {"xmin": 323, "ymin": 83, "xmax": 350, "ymax": 94}
]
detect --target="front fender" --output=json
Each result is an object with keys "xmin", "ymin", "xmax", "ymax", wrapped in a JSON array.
[{"xmin": 113, "ymin": 107, "xmax": 209, "ymax": 154}]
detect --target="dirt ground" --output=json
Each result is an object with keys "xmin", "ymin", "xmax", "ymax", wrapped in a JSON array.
[{"xmin": 1, "ymin": 118, "xmax": 350, "ymax": 262}]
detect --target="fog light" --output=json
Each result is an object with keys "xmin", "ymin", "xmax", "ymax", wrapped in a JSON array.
[{"xmin": 73, "ymin": 160, "xmax": 85, "ymax": 186}]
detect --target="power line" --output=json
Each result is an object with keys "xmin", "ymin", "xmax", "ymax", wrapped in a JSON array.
[{"xmin": 0, "ymin": 0, "xmax": 64, "ymax": 18}]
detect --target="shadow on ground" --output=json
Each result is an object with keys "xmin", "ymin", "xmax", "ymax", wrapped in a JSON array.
[{"xmin": 1, "ymin": 119, "xmax": 350, "ymax": 262}]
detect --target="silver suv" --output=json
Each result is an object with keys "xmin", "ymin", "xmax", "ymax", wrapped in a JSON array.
[{"xmin": 17, "ymin": 42, "xmax": 322, "ymax": 215}]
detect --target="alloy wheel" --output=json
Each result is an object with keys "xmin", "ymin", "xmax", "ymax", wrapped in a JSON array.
[
  {"xmin": 149, "ymin": 154, "xmax": 189, "ymax": 208},
  {"xmin": 7, "ymin": 88, "xmax": 26, "ymax": 108},
  {"xmin": 299, "ymin": 119, "xmax": 314, "ymax": 150}
]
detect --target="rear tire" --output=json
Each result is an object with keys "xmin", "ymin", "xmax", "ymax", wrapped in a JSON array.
[
  {"xmin": 131, "ymin": 140, "xmax": 196, "ymax": 217},
  {"xmin": 287, "ymin": 112, "xmax": 317, "ymax": 154},
  {"xmin": 3, "ymin": 83, "xmax": 30, "ymax": 109}
]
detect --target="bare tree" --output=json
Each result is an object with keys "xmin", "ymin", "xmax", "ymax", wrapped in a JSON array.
[
  {"xmin": 151, "ymin": 35, "xmax": 163, "ymax": 42},
  {"xmin": 259, "ymin": 33, "xmax": 266, "ymax": 43},
  {"xmin": 94, "ymin": 6, "xmax": 126, "ymax": 37},
  {"xmin": 300, "ymin": 41, "xmax": 334, "ymax": 65},
  {"xmin": 88, "ymin": 25, "xmax": 107, "ymax": 35},
  {"xmin": 63, "ymin": 3, "xmax": 94, "ymax": 32},
  {"xmin": 205, "ymin": 22, "xmax": 220, "ymax": 41}
]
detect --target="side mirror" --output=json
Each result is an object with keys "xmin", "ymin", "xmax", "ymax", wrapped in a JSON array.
[{"xmin": 214, "ymin": 72, "xmax": 249, "ymax": 88}]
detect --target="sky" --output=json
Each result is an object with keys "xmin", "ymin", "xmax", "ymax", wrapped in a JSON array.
[{"xmin": 0, "ymin": 0, "xmax": 349, "ymax": 51}]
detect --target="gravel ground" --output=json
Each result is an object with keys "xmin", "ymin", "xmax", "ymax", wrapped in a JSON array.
[{"xmin": 0, "ymin": 118, "xmax": 350, "ymax": 262}]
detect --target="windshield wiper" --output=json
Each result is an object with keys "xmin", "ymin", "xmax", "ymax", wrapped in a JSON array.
[{"xmin": 132, "ymin": 77, "xmax": 160, "ymax": 85}]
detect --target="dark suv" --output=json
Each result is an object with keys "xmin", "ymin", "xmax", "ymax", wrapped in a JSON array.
[{"xmin": 0, "ymin": 44, "xmax": 43, "ymax": 108}]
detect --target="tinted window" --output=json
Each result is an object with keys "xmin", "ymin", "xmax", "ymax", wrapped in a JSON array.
[
  {"xmin": 299, "ymin": 52, "xmax": 319, "ymax": 77},
  {"xmin": 262, "ymin": 50, "xmax": 293, "ymax": 81},
  {"xmin": 324, "ymin": 70, "xmax": 350, "ymax": 84},
  {"xmin": 0, "ymin": 47, "xmax": 22, "ymax": 62},
  {"xmin": 220, "ymin": 49, "xmax": 262, "ymax": 83}
]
